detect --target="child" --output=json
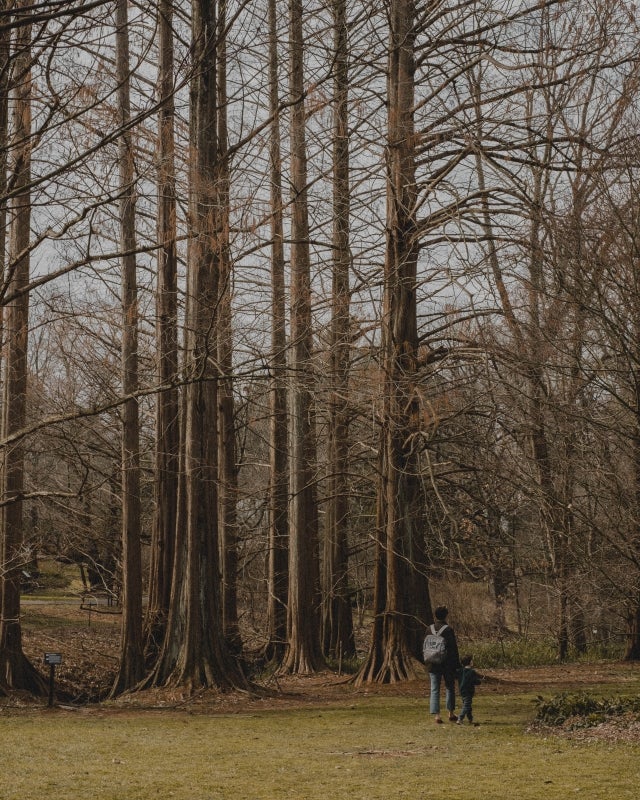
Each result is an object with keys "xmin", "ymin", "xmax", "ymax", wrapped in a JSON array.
[{"xmin": 457, "ymin": 654, "xmax": 482, "ymax": 725}]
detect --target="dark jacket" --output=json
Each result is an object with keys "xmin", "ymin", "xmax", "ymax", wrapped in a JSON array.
[
  {"xmin": 428, "ymin": 623, "xmax": 461, "ymax": 677},
  {"xmin": 458, "ymin": 665, "xmax": 482, "ymax": 697}
]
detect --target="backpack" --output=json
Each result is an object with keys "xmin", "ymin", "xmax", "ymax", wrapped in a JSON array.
[{"xmin": 422, "ymin": 624, "xmax": 448, "ymax": 664}]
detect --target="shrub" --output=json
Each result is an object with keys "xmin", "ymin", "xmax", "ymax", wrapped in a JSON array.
[
  {"xmin": 465, "ymin": 636, "xmax": 557, "ymax": 668},
  {"xmin": 534, "ymin": 692, "xmax": 640, "ymax": 727},
  {"xmin": 39, "ymin": 572, "xmax": 71, "ymax": 590},
  {"xmin": 466, "ymin": 636, "xmax": 626, "ymax": 669}
]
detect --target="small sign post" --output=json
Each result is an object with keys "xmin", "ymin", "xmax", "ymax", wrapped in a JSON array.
[{"xmin": 43, "ymin": 652, "xmax": 62, "ymax": 707}]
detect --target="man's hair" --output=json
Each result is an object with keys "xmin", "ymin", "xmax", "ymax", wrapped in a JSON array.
[{"xmin": 434, "ymin": 605, "xmax": 448, "ymax": 621}]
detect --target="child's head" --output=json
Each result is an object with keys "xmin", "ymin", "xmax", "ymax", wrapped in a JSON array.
[
  {"xmin": 461, "ymin": 654, "xmax": 473, "ymax": 667},
  {"xmin": 434, "ymin": 605, "xmax": 448, "ymax": 622}
]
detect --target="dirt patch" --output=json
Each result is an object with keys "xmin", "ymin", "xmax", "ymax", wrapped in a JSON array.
[
  {"xmin": 530, "ymin": 714, "xmax": 640, "ymax": 744},
  {"xmin": 481, "ymin": 662, "xmax": 640, "ymax": 693}
]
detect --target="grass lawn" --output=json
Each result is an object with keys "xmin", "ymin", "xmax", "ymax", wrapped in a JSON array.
[{"xmin": 1, "ymin": 687, "xmax": 638, "ymax": 799}]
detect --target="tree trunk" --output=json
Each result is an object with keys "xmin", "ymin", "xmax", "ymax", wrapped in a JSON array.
[
  {"xmin": 281, "ymin": 0, "xmax": 324, "ymax": 674},
  {"xmin": 626, "ymin": 379, "xmax": 640, "ymax": 660},
  {"xmin": 146, "ymin": 0, "xmax": 180, "ymax": 660},
  {"xmin": 355, "ymin": 0, "xmax": 430, "ymax": 684},
  {"xmin": 111, "ymin": 0, "xmax": 145, "ymax": 695},
  {"xmin": 322, "ymin": 0, "xmax": 355, "ymax": 662},
  {"xmin": 0, "ymin": 0, "xmax": 9, "ymax": 389},
  {"xmin": 625, "ymin": 597, "xmax": 640, "ymax": 660},
  {"xmin": 0, "ymin": 1, "xmax": 45, "ymax": 694},
  {"xmin": 216, "ymin": 0, "xmax": 242, "ymax": 657},
  {"xmin": 148, "ymin": 0, "xmax": 245, "ymax": 692},
  {"xmin": 264, "ymin": 0, "xmax": 289, "ymax": 666},
  {"xmin": 0, "ymin": 5, "xmax": 8, "ymax": 676},
  {"xmin": 353, "ymin": 449, "xmax": 387, "ymax": 686}
]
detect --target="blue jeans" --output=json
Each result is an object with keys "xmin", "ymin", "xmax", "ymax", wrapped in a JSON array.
[
  {"xmin": 458, "ymin": 693, "xmax": 473, "ymax": 722},
  {"xmin": 429, "ymin": 671, "xmax": 456, "ymax": 715}
]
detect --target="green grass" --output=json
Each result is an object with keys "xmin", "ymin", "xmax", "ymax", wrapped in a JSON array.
[
  {"xmin": 465, "ymin": 636, "xmax": 626, "ymax": 668},
  {"xmin": 1, "ymin": 690, "xmax": 639, "ymax": 799},
  {"xmin": 21, "ymin": 557, "xmax": 86, "ymax": 600}
]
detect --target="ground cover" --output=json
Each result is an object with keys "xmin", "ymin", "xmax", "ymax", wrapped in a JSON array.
[
  {"xmin": 3, "ymin": 592, "xmax": 640, "ymax": 798},
  {"xmin": 2, "ymin": 678, "xmax": 639, "ymax": 800}
]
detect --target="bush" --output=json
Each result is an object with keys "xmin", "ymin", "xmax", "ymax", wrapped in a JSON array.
[
  {"xmin": 466, "ymin": 636, "xmax": 557, "ymax": 668},
  {"xmin": 534, "ymin": 692, "xmax": 640, "ymax": 727},
  {"xmin": 466, "ymin": 636, "xmax": 626, "ymax": 668},
  {"xmin": 37, "ymin": 571, "xmax": 71, "ymax": 591}
]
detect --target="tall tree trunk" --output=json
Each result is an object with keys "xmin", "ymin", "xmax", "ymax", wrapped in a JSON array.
[
  {"xmin": 0, "ymin": 0, "xmax": 9, "ymax": 380},
  {"xmin": 216, "ymin": 0, "xmax": 242, "ymax": 657},
  {"xmin": 356, "ymin": 0, "xmax": 430, "ymax": 684},
  {"xmin": 0, "ymin": 7, "xmax": 8, "ymax": 675},
  {"xmin": 354, "ymin": 448, "xmax": 387, "ymax": 686},
  {"xmin": 149, "ymin": 0, "xmax": 245, "ymax": 691},
  {"xmin": 264, "ymin": 0, "xmax": 289, "ymax": 666},
  {"xmin": 625, "ymin": 376, "xmax": 640, "ymax": 660},
  {"xmin": 146, "ymin": 0, "xmax": 180, "ymax": 660},
  {"xmin": 0, "ymin": 1, "xmax": 44, "ymax": 694},
  {"xmin": 112, "ymin": 0, "xmax": 144, "ymax": 695},
  {"xmin": 0, "ymin": 6, "xmax": 9, "ymax": 686},
  {"xmin": 322, "ymin": 0, "xmax": 355, "ymax": 662},
  {"xmin": 625, "ymin": 596, "xmax": 640, "ymax": 660},
  {"xmin": 281, "ymin": 0, "xmax": 323, "ymax": 674},
  {"xmin": 527, "ymin": 163, "xmax": 570, "ymax": 661}
]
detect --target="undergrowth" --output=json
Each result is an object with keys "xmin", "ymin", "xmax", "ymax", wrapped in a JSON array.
[
  {"xmin": 534, "ymin": 691, "xmax": 640, "ymax": 728},
  {"xmin": 468, "ymin": 636, "xmax": 625, "ymax": 668}
]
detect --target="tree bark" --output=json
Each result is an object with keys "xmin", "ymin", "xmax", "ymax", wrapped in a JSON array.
[
  {"xmin": 355, "ymin": 0, "xmax": 431, "ymax": 685},
  {"xmin": 625, "ymin": 596, "xmax": 640, "ymax": 661},
  {"xmin": 322, "ymin": 0, "xmax": 355, "ymax": 662},
  {"xmin": 216, "ymin": 0, "xmax": 242, "ymax": 658},
  {"xmin": 0, "ymin": 0, "xmax": 9, "ymax": 395},
  {"xmin": 0, "ymin": 0, "xmax": 45, "ymax": 695},
  {"xmin": 148, "ymin": 0, "xmax": 245, "ymax": 691},
  {"xmin": 111, "ymin": 0, "xmax": 145, "ymax": 695},
  {"xmin": 281, "ymin": 0, "xmax": 324, "ymax": 674},
  {"xmin": 146, "ymin": 0, "xmax": 180, "ymax": 660},
  {"xmin": 264, "ymin": 0, "xmax": 289, "ymax": 666}
]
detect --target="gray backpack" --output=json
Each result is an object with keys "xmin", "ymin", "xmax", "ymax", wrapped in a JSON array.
[{"xmin": 422, "ymin": 624, "xmax": 448, "ymax": 664}]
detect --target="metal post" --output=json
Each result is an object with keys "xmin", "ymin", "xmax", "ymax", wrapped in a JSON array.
[{"xmin": 48, "ymin": 663, "xmax": 55, "ymax": 707}]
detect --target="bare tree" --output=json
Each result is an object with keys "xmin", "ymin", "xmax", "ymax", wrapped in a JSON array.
[
  {"xmin": 148, "ymin": 0, "xmax": 245, "ymax": 691},
  {"xmin": 111, "ymin": 0, "xmax": 145, "ymax": 695},
  {"xmin": 470, "ymin": 0, "xmax": 640, "ymax": 659},
  {"xmin": 146, "ymin": 0, "xmax": 180, "ymax": 658},
  {"xmin": 0, "ymin": 0, "xmax": 9, "ymax": 378},
  {"xmin": 322, "ymin": 0, "xmax": 355, "ymax": 662},
  {"xmin": 356, "ymin": 0, "xmax": 431, "ymax": 684},
  {"xmin": 281, "ymin": 0, "xmax": 324, "ymax": 674},
  {"xmin": 216, "ymin": 0, "xmax": 242, "ymax": 657},
  {"xmin": 264, "ymin": 0, "xmax": 289, "ymax": 666},
  {"xmin": 0, "ymin": 0, "xmax": 45, "ymax": 693}
]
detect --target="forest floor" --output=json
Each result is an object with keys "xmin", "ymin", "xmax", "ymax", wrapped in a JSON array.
[{"xmin": 7, "ymin": 598, "xmax": 640, "ymax": 744}]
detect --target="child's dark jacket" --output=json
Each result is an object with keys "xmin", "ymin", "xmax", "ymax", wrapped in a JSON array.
[{"xmin": 458, "ymin": 665, "xmax": 482, "ymax": 697}]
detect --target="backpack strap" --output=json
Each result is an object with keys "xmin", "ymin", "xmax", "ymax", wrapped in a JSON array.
[{"xmin": 429, "ymin": 623, "xmax": 448, "ymax": 635}]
